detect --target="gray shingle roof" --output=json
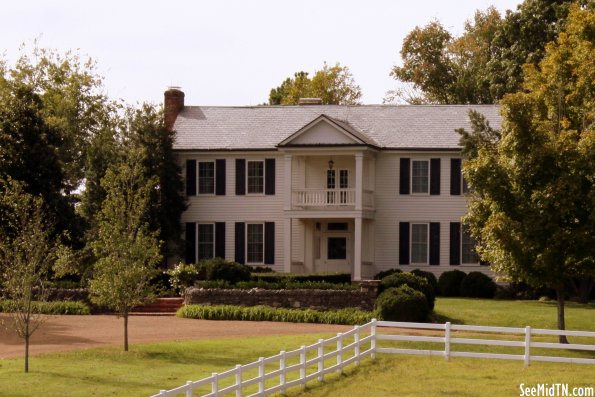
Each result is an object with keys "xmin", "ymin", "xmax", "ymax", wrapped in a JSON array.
[{"xmin": 172, "ymin": 104, "xmax": 501, "ymax": 151}]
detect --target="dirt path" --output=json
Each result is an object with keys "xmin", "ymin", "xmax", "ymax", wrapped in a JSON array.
[{"xmin": 0, "ymin": 314, "xmax": 351, "ymax": 359}]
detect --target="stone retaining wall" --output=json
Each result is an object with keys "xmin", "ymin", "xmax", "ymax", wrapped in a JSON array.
[{"xmin": 185, "ymin": 286, "xmax": 378, "ymax": 311}]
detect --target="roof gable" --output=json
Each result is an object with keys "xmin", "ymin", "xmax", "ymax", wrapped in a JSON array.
[{"xmin": 278, "ymin": 114, "xmax": 374, "ymax": 147}]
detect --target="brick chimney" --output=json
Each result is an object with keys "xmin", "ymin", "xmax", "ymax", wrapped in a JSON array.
[{"xmin": 164, "ymin": 86, "xmax": 185, "ymax": 131}]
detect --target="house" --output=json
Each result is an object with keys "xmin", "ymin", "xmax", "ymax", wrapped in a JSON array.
[{"xmin": 166, "ymin": 87, "xmax": 501, "ymax": 280}]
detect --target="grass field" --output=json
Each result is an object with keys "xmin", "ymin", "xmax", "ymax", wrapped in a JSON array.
[{"xmin": 0, "ymin": 298, "xmax": 593, "ymax": 397}]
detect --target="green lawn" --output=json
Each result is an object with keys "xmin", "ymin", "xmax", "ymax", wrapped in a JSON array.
[{"xmin": 0, "ymin": 298, "xmax": 593, "ymax": 397}]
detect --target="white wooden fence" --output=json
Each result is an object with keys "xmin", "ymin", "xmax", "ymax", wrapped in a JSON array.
[{"xmin": 150, "ymin": 320, "xmax": 595, "ymax": 397}]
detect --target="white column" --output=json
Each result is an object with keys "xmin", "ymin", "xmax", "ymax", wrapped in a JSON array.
[
  {"xmin": 284, "ymin": 154, "xmax": 292, "ymax": 211},
  {"xmin": 355, "ymin": 153, "xmax": 363, "ymax": 211},
  {"xmin": 284, "ymin": 217, "xmax": 292, "ymax": 273},
  {"xmin": 354, "ymin": 217, "xmax": 362, "ymax": 281}
]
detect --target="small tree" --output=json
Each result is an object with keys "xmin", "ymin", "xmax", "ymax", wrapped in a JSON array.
[
  {"xmin": 89, "ymin": 149, "xmax": 162, "ymax": 351},
  {"xmin": 0, "ymin": 179, "xmax": 61, "ymax": 372}
]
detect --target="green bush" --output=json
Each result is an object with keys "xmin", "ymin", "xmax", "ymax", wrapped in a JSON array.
[
  {"xmin": 380, "ymin": 272, "xmax": 435, "ymax": 310},
  {"xmin": 373, "ymin": 268, "xmax": 402, "ymax": 280},
  {"xmin": 250, "ymin": 266, "xmax": 274, "ymax": 273},
  {"xmin": 199, "ymin": 258, "xmax": 251, "ymax": 284},
  {"xmin": 374, "ymin": 285, "xmax": 429, "ymax": 322},
  {"xmin": 0, "ymin": 300, "xmax": 90, "ymax": 315},
  {"xmin": 460, "ymin": 272, "xmax": 497, "ymax": 298},
  {"xmin": 178, "ymin": 304, "xmax": 372, "ymax": 325},
  {"xmin": 251, "ymin": 273, "xmax": 351, "ymax": 284},
  {"xmin": 196, "ymin": 280, "xmax": 357, "ymax": 290},
  {"xmin": 438, "ymin": 269, "xmax": 467, "ymax": 297},
  {"xmin": 410, "ymin": 269, "xmax": 439, "ymax": 295},
  {"xmin": 167, "ymin": 263, "xmax": 200, "ymax": 295},
  {"xmin": 150, "ymin": 271, "xmax": 176, "ymax": 297}
]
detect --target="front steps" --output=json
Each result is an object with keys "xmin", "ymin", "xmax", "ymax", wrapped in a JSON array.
[{"xmin": 131, "ymin": 297, "xmax": 184, "ymax": 315}]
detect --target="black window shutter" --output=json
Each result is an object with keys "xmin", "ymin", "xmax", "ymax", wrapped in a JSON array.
[
  {"xmin": 451, "ymin": 158, "xmax": 461, "ymax": 195},
  {"xmin": 216, "ymin": 159, "xmax": 226, "ymax": 196},
  {"xmin": 264, "ymin": 222, "xmax": 275, "ymax": 264},
  {"xmin": 399, "ymin": 222, "xmax": 410, "ymax": 265},
  {"xmin": 235, "ymin": 222, "xmax": 245, "ymax": 264},
  {"xmin": 235, "ymin": 159, "xmax": 245, "ymax": 195},
  {"xmin": 265, "ymin": 159, "xmax": 275, "ymax": 195},
  {"xmin": 429, "ymin": 222, "xmax": 440, "ymax": 265},
  {"xmin": 185, "ymin": 222, "xmax": 196, "ymax": 264},
  {"xmin": 215, "ymin": 222, "xmax": 225, "ymax": 258},
  {"xmin": 430, "ymin": 158, "xmax": 441, "ymax": 195},
  {"xmin": 450, "ymin": 222, "xmax": 461, "ymax": 265},
  {"xmin": 186, "ymin": 160, "xmax": 196, "ymax": 196},
  {"xmin": 399, "ymin": 158, "xmax": 410, "ymax": 195}
]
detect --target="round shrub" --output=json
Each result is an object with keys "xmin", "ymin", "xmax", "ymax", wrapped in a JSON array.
[
  {"xmin": 460, "ymin": 271, "xmax": 497, "ymax": 298},
  {"xmin": 374, "ymin": 285, "xmax": 429, "ymax": 322},
  {"xmin": 374, "ymin": 268, "xmax": 402, "ymax": 280},
  {"xmin": 167, "ymin": 263, "xmax": 200, "ymax": 295},
  {"xmin": 199, "ymin": 258, "xmax": 251, "ymax": 284},
  {"xmin": 438, "ymin": 270, "xmax": 467, "ymax": 297},
  {"xmin": 410, "ymin": 269, "xmax": 439, "ymax": 295},
  {"xmin": 380, "ymin": 272, "xmax": 435, "ymax": 310}
]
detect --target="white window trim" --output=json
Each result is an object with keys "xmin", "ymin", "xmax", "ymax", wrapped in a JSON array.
[
  {"xmin": 197, "ymin": 160, "xmax": 216, "ymax": 196},
  {"xmin": 461, "ymin": 227, "xmax": 480, "ymax": 265},
  {"xmin": 410, "ymin": 222, "xmax": 429, "ymax": 265},
  {"xmin": 246, "ymin": 160, "xmax": 265, "ymax": 195},
  {"xmin": 245, "ymin": 222, "xmax": 265, "ymax": 265},
  {"xmin": 197, "ymin": 222, "xmax": 216, "ymax": 261},
  {"xmin": 411, "ymin": 159, "xmax": 430, "ymax": 195}
]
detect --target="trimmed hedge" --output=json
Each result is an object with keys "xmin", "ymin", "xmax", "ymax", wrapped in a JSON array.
[
  {"xmin": 373, "ymin": 268, "xmax": 402, "ymax": 280},
  {"xmin": 0, "ymin": 300, "xmax": 91, "ymax": 315},
  {"xmin": 380, "ymin": 272, "xmax": 435, "ymax": 310},
  {"xmin": 410, "ymin": 269, "xmax": 439, "ymax": 294},
  {"xmin": 197, "ymin": 280, "xmax": 357, "ymax": 291},
  {"xmin": 374, "ymin": 285, "xmax": 429, "ymax": 322},
  {"xmin": 460, "ymin": 272, "xmax": 497, "ymax": 298},
  {"xmin": 178, "ymin": 304, "xmax": 372, "ymax": 325},
  {"xmin": 438, "ymin": 270, "xmax": 467, "ymax": 297},
  {"xmin": 251, "ymin": 273, "xmax": 351, "ymax": 284},
  {"xmin": 200, "ymin": 258, "xmax": 252, "ymax": 284}
]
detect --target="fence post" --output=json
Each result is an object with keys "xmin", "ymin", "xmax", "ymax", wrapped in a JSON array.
[
  {"xmin": 300, "ymin": 345, "xmax": 306, "ymax": 388},
  {"xmin": 211, "ymin": 372, "xmax": 219, "ymax": 397},
  {"xmin": 337, "ymin": 333, "xmax": 343, "ymax": 374},
  {"xmin": 280, "ymin": 351, "xmax": 286, "ymax": 389},
  {"xmin": 354, "ymin": 326, "xmax": 361, "ymax": 365},
  {"xmin": 524, "ymin": 326, "xmax": 531, "ymax": 367},
  {"xmin": 371, "ymin": 319, "xmax": 377, "ymax": 360},
  {"xmin": 444, "ymin": 322, "xmax": 451, "ymax": 362},
  {"xmin": 317, "ymin": 339, "xmax": 324, "ymax": 382},
  {"xmin": 185, "ymin": 380, "xmax": 193, "ymax": 397},
  {"xmin": 235, "ymin": 364, "xmax": 242, "ymax": 397},
  {"xmin": 258, "ymin": 357, "xmax": 265, "ymax": 394}
]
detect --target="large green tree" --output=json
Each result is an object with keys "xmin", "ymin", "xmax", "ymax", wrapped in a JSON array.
[
  {"xmin": 89, "ymin": 149, "xmax": 162, "ymax": 351},
  {"xmin": 389, "ymin": 0, "xmax": 588, "ymax": 104},
  {"xmin": 459, "ymin": 5, "xmax": 594, "ymax": 341},
  {"xmin": 268, "ymin": 62, "xmax": 362, "ymax": 105}
]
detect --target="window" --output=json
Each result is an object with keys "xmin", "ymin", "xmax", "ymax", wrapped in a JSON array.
[
  {"xmin": 327, "ymin": 237, "xmax": 347, "ymax": 260},
  {"xmin": 247, "ymin": 161, "xmax": 264, "ymax": 194},
  {"xmin": 339, "ymin": 169, "xmax": 349, "ymax": 203},
  {"xmin": 411, "ymin": 223, "xmax": 428, "ymax": 263},
  {"xmin": 197, "ymin": 161, "xmax": 215, "ymax": 194},
  {"xmin": 462, "ymin": 176, "xmax": 470, "ymax": 194},
  {"xmin": 327, "ymin": 169, "xmax": 336, "ymax": 203},
  {"xmin": 461, "ymin": 227, "xmax": 479, "ymax": 264},
  {"xmin": 246, "ymin": 223, "xmax": 264, "ymax": 263},
  {"xmin": 198, "ymin": 223, "xmax": 214, "ymax": 260},
  {"xmin": 412, "ymin": 160, "xmax": 429, "ymax": 193}
]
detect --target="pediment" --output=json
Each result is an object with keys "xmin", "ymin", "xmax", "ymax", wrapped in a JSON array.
[{"xmin": 278, "ymin": 115, "xmax": 372, "ymax": 147}]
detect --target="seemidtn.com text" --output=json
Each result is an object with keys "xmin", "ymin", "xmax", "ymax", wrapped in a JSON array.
[{"xmin": 520, "ymin": 384, "xmax": 594, "ymax": 397}]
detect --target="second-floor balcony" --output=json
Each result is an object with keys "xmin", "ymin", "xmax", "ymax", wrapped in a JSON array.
[{"xmin": 292, "ymin": 188, "xmax": 374, "ymax": 210}]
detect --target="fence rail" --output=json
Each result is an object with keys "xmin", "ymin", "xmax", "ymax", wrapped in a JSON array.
[{"xmin": 150, "ymin": 320, "xmax": 594, "ymax": 397}]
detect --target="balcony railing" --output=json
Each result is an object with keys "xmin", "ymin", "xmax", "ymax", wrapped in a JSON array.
[{"xmin": 292, "ymin": 189, "xmax": 354, "ymax": 207}]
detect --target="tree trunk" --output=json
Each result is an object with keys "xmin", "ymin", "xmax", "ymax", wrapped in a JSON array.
[
  {"xmin": 124, "ymin": 313, "xmax": 129, "ymax": 351},
  {"xmin": 556, "ymin": 284, "xmax": 569, "ymax": 344},
  {"xmin": 25, "ymin": 333, "xmax": 29, "ymax": 373}
]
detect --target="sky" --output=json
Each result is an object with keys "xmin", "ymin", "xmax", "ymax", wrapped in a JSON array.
[{"xmin": 2, "ymin": 0, "xmax": 522, "ymax": 106}]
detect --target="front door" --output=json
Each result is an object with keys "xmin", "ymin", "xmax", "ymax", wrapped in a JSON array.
[
  {"xmin": 313, "ymin": 221, "xmax": 352, "ymax": 273},
  {"xmin": 327, "ymin": 169, "xmax": 349, "ymax": 204}
]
